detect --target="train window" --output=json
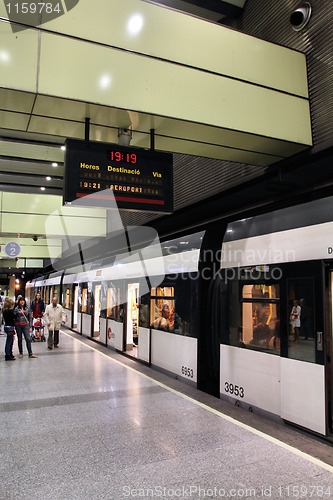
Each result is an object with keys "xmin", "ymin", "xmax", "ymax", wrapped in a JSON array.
[
  {"xmin": 63, "ymin": 287, "xmax": 72, "ymax": 309},
  {"xmin": 240, "ymin": 284, "xmax": 280, "ymax": 354},
  {"xmin": 287, "ymin": 278, "xmax": 315, "ymax": 363},
  {"xmin": 86, "ymin": 283, "xmax": 92, "ymax": 315},
  {"xmin": 54, "ymin": 285, "xmax": 61, "ymax": 299},
  {"xmin": 150, "ymin": 287, "xmax": 175, "ymax": 333},
  {"xmin": 100, "ymin": 282, "xmax": 107, "ymax": 319},
  {"xmin": 81, "ymin": 283, "xmax": 92, "ymax": 314},
  {"xmin": 82, "ymin": 287, "xmax": 87, "ymax": 313},
  {"xmin": 107, "ymin": 286, "xmax": 122, "ymax": 322},
  {"xmin": 139, "ymin": 293, "xmax": 150, "ymax": 328}
]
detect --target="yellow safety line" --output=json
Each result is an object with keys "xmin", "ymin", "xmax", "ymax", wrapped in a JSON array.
[{"xmin": 62, "ymin": 330, "xmax": 333, "ymax": 475}]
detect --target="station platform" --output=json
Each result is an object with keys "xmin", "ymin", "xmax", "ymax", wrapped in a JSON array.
[{"xmin": 1, "ymin": 329, "xmax": 332, "ymax": 500}]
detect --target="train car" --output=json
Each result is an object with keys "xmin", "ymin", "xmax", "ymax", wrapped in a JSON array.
[
  {"xmin": 26, "ymin": 195, "xmax": 333, "ymax": 437},
  {"xmin": 216, "ymin": 195, "xmax": 333, "ymax": 437},
  {"xmin": 27, "ymin": 231, "xmax": 204, "ymax": 383}
]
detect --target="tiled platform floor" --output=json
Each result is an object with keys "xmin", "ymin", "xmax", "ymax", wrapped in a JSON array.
[{"xmin": 0, "ymin": 330, "xmax": 332, "ymax": 500}]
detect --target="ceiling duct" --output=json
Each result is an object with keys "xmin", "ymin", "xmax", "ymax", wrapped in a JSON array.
[{"xmin": 145, "ymin": 0, "xmax": 247, "ymax": 22}]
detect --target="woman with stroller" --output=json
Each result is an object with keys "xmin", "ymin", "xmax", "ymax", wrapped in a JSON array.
[
  {"xmin": 30, "ymin": 292, "xmax": 45, "ymax": 320},
  {"xmin": 3, "ymin": 297, "xmax": 16, "ymax": 361},
  {"xmin": 30, "ymin": 292, "xmax": 46, "ymax": 341},
  {"xmin": 14, "ymin": 297, "xmax": 38, "ymax": 359}
]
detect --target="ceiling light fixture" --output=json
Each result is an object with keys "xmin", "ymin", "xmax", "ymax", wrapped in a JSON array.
[
  {"xmin": 127, "ymin": 13, "xmax": 144, "ymax": 35},
  {"xmin": 40, "ymin": 187, "xmax": 45, "ymax": 191},
  {"xmin": 99, "ymin": 74, "xmax": 112, "ymax": 89},
  {"xmin": 46, "ymin": 176, "xmax": 51, "ymax": 181},
  {"xmin": 52, "ymin": 162, "xmax": 58, "ymax": 167}
]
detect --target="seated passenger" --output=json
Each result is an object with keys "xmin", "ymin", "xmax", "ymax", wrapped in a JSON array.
[
  {"xmin": 250, "ymin": 322, "xmax": 271, "ymax": 347},
  {"xmin": 268, "ymin": 320, "xmax": 280, "ymax": 350},
  {"xmin": 153, "ymin": 304, "xmax": 173, "ymax": 331}
]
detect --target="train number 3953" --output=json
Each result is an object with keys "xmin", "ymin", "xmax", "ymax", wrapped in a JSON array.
[
  {"xmin": 225, "ymin": 382, "xmax": 244, "ymax": 398},
  {"xmin": 181, "ymin": 366, "xmax": 194, "ymax": 378}
]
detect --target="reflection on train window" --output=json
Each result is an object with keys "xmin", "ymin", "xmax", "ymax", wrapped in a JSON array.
[
  {"xmin": 241, "ymin": 284, "xmax": 280, "ymax": 354},
  {"xmin": 99, "ymin": 282, "xmax": 107, "ymax": 319},
  {"xmin": 288, "ymin": 278, "xmax": 315, "ymax": 363},
  {"xmin": 86, "ymin": 282, "xmax": 92, "ymax": 315},
  {"xmin": 53, "ymin": 285, "xmax": 61, "ymax": 300},
  {"xmin": 63, "ymin": 287, "xmax": 72, "ymax": 309},
  {"xmin": 81, "ymin": 287, "xmax": 87, "ymax": 313},
  {"xmin": 107, "ymin": 286, "xmax": 122, "ymax": 322},
  {"xmin": 43, "ymin": 287, "xmax": 49, "ymax": 305},
  {"xmin": 151, "ymin": 287, "xmax": 175, "ymax": 332},
  {"xmin": 139, "ymin": 293, "xmax": 150, "ymax": 328}
]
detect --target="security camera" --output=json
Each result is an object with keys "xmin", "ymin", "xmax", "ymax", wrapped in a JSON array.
[
  {"xmin": 118, "ymin": 128, "xmax": 132, "ymax": 146},
  {"xmin": 33, "ymin": 235, "xmax": 38, "ymax": 242},
  {"xmin": 290, "ymin": 2, "xmax": 312, "ymax": 31}
]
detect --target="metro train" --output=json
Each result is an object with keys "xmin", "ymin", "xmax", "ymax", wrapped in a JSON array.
[{"xmin": 27, "ymin": 195, "xmax": 333, "ymax": 437}]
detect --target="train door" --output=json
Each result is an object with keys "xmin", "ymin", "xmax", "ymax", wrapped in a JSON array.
[
  {"xmin": 73, "ymin": 285, "xmax": 78, "ymax": 329},
  {"xmin": 280, "ymin": 262, "xmax": 326, "ymax": 435},
  {"xmin": 328, "ymin": 270, "xmax": 333, "ymax": 434},
  {"xmin": 93, "ymin": 284, "xmax": 101, "ymax": 338},
  {"xmin": 125, "ymin": 283, "xmax": 139, "ymax": 357}
]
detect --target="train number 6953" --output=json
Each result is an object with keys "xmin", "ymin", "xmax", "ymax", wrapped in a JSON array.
[
  {"xmin": 225, "ymin": 382, "xmax": 244, "ymax": 398},
  {"xmin": 181, "ymin": 366, "xmax": 194, "ymax": 378}
]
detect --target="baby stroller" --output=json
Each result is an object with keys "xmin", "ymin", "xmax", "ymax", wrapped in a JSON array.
[{"xmin": 31, "ymin": 317, "xmax": 46, "ymax": 342}]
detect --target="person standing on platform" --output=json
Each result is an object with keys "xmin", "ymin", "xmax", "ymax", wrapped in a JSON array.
[
  {"xmin": 3, "ymin": 297, "xmax": 16, "ymax": 361},
  {"xmin": 44, "ymin": 296, "xmax": 65, "ymax": 350},
  {"xmin": 290, "ymin": 299, "xmax": 301, "ymax": 343},
  {"xmin": 0, "ymin": 291, "xmax": 5, "ymax": 335},
  {"xmin": 14, "ymin": 297, "xmax": 38, "ymax": 358},
  {"xmin": 30, "ymin": 292, "xmax": 45, "ymax": 321},
  {"xmin": 299, "ymin": 298, "xmax": 311, "ymax": 339}
]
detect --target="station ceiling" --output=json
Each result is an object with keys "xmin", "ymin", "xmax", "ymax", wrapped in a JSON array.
[
  {"xmin": 1, "ymin": 0, "xmax": 327, "ymax": 283},
  {"xmin": 0, "ymin": 0, "xmax": 259, "ymax": 285}
]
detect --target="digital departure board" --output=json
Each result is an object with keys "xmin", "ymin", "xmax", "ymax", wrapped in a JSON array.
[{"xmin": 64, "ymin": 139, "xmax": 173, "ymax": 213}]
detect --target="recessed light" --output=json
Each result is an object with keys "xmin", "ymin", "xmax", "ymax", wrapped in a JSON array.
[
  {"xmin": 61, "ymin": 145, "xmax": 66, "ymax": 151},
  {"xmin": 46, "ymin": 176, "xmax": 51, "ymax": 181},
  {"xmin": 99, "ymin": 74, "xmax": 112, "ymax": 89},
  {"xmin": 127, "ymin": 13, "xmax": 144, "ymax": 35},
  {"xmin": 40, "ymin": 187, "xmax": 46, "ymax": 191},
  {"xmin": 52, "ymin": 162, "xmax": 58, "ymax": 167}
]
